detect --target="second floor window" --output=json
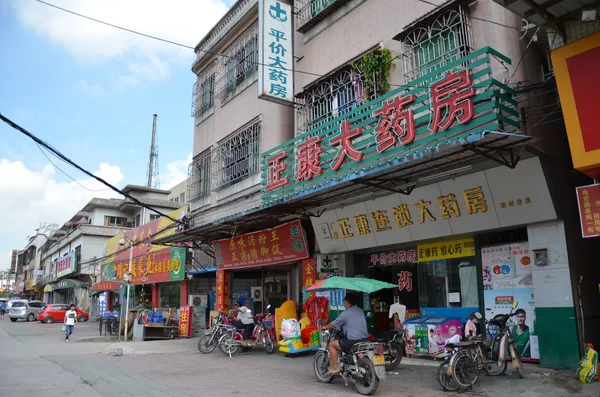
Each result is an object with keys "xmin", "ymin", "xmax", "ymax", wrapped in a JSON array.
[
  {"xmin": 104, "ymin": 216, "xmax": 128, "ymax": 227},
  {"xmin": 191, "ymin": 71, "xmax": 215, "ymax": 118},
  {"xmin": 400, "ymin": 8, "xmax": 473, "ymax": 83},
  {"xmin": 188, "ymin": 150, "xmax": 212, "ymax": 201},
  {"xmin": 149, "ymin": 214, "xmax": 160, "ymax": 221},
  {"xmin": 213, "ymin": 121, "xmax": 260, "ymax": 189}
]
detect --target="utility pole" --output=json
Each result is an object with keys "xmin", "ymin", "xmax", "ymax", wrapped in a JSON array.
[{"xmin": 146, "ymin": 114, "xmax": 160, "ymax": 189}]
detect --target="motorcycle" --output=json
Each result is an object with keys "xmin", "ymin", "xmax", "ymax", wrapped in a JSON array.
[
  {"xmin": 368, "ymin": 330, "xmax": 406, "ymax": 371},
  {"xmin": 487, "ymin": 301, "xmax": 525, "ymax": 378},
  {"xmin": 219, "ymin": 305, "xmax": 276, "ymax": 356},
  {"xmin": 313, "ymin": 325, "xmax": 386, "ymax": 396},
  {"xmin": 197, "ymin": 313, "xmax": 234, "ymax": 354}
]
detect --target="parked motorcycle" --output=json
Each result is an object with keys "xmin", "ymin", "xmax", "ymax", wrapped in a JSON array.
[
  {"xmin": 197, "ymin": 313, "xmax": 233, "ymax": 354},
  {"xmin": 219, "ymin": 305, "xmax": 275, "ymax": 356},
  {"xmin": 313, "ymin": 326, "xmax": 386, "ymax": 396},
  {"xmin": 368, "ymin": 330, "xmax": 406, "ymax": 371}
]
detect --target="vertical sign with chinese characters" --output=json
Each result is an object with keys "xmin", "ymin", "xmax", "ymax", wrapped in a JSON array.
[
  {"xmin": 302, "ymin": 258, "xmax": 316, "ymax": 303},
  {"xmin": 179, "ymin": 306, "xmax": 193, "ymax": 338},
  {"xmin": 10, "ymin": 250, "xmax": 18, "ymax": 273},
  {"xmin": 215, "ymin": 270, "xmax": 230, "ymax": 311},
  {"xmin": 576, "ymin": 184, "xmax": 600, "ymax": 238},
  {"xmin": 258, "ymin": 0, "xmax": 293, "ymax": 105}
]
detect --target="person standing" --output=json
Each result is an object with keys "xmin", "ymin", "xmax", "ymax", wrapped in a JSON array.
[
  {"xmin": 64, "ymin": 304, "xmax": 78, "ymax": 343},
  {"xmin": 0, "ymin": 301, "xmax": 7, "ymax": 319}
]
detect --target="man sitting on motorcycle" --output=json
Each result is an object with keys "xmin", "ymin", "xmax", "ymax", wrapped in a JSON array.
[
  {"xmin": 321, "ymin": 293, "xmax": 368, "ymax": 375},
  {"xmin": 230, "ymin": 302, "xmax": 255, "ymax": 345}
]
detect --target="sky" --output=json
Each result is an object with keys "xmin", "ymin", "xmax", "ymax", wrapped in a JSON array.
[{"xmin": 0, "ymin": 0, "xmax": 235, "ymax": 269}]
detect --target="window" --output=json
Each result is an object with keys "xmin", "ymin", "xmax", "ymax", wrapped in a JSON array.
[
  {"xmin": 296, "ymin": 0, "xmax": 351, "ymax": 33},
  {"xmin": 188, "ymin": 150, "xmax": 212, "ymax": 201},
  {"xmin": 400, "ymin": 8, "xmax": 473, "ymax": 82},
  {"xmin": 213, "ymin": 121, "xmax": 260, "ymax": 189},
  {"xmin": 191, "ymin": 71, "xmax": 215, "ymax": 118},
  {"xmin": 74, "ymin": 245, "xmax": 81, "ymax": 265},
  {"xmin": 179, "ymin": 192, "xmax": 185, "ymax": 203},
  {"xmin": 104, "ymin": 216, "xmax": 128, "ymax": 226},
  {"xmin": 297, "ymin": 69, "xmax": 363, "ymax": 136},
  {"xmin": 135, "ymin": 214, "xmax": 141, "ymax": 227},
  {"xmin": 149, "ymin": 214, "xmax": 160, "ymax": 221},
  {"xmin": 417, "ymin": 258, "xmax": 478, "ymax": 308},
  {"xmin": 215, "ymin": 26, "xmax": 258, "ymax": 101}
]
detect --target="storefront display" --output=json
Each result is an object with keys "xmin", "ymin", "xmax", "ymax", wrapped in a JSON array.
[{"xmin": 482, "ymin": 242, "xmax": 539, "ymax": 361}]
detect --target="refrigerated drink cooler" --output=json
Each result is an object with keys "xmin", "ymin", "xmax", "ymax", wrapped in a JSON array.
[{"xmin": 402, "ymin": 316, "xmax": 463, "ymax": 358}]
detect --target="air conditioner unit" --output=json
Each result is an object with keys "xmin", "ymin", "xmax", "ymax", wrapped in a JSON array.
[
  {"xmin": 251, "ymin": 286, "xmax": 263, "ymax": 302},
  {"xmin": 269, "ymin": 284, "xmax": 282, "ymax": 294},
  {"xmin": 189, "ymin": 294, "xmax": 208, "ymax": 307}
]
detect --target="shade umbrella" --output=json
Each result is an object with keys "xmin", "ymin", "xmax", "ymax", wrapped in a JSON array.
[{"xmin": 306, "ymin": 276, "xmax": 397, "ymax": 294}]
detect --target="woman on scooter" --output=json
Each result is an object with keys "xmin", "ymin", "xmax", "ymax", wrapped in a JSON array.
[{"xmin": 230, "ymin": 302, "xmax": 255, "ymax": 345}]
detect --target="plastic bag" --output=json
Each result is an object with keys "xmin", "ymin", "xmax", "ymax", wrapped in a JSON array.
[
  {"xmin": 61, "ymin": 325, "xmax": 66, "ymax": 332},
  {"xmin": 577, "ymin": 346, "xmax": 598, "ymax": 384},
  {"xmin": 280, "ymin": 318, "xmax": 300, "ymax": 339}
]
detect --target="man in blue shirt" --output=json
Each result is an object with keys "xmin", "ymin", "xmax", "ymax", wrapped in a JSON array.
[{"xmin": 321, "ymin": 293, "xmax": 368, "ymax": 374}]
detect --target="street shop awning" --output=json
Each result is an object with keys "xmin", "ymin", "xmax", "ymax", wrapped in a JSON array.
[
  {"xmin": 90, "ymin": 281, "xmax": 126, "ymax": 295},
  {"xmin": 53, "ymin": 279, "xmax": 88, "ymax": 290},
  {"xmin": 152, "ymin": 47, "xmax": 536, "ymax": 246},
  {"xmin": 43, "ymin": 284, "xmax": 53, "ymax": 292}
]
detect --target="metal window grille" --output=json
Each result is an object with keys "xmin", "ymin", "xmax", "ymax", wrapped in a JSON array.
[
  {"xmin": 297, "ymin": 69, "xmax": 378, "ymax": 136},
  {"xmin": 212, "ymin": 121, "xmax": 260, "ymax": 189},
  {"xmin": 401, "ymin": 7, "xmax": 473, "ymax": 83},
  {"xmin": 296, "ymin": 0, "xmax": 348, "ymax": 30},
  {"xmin": 191, "ymin": 71, "xmax": 216, "ymax": 118},
  {"xmin": 215, "ymin": 26, "xmax": 259, "ymax": 101},
  {"xmin": 187, "ymin": 150, "xmax": 212, "ymax": 201}
]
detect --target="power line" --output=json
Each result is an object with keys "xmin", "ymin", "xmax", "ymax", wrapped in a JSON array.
[
  {"xmin": 0, "ymin": 113, "xmax": 186, "ymax": 226},
  {"xmin": 34, "ymin": 142, "xmax": 110, "ymax": 192},
  {"xmin": 34, "ymin": 0, "xmax": 524, "ymax": 87}
]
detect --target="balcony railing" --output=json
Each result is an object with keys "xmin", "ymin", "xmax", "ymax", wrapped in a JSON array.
[{"xmin": 296, "ymin": 0, "xmax": 351, "ymax": 33}]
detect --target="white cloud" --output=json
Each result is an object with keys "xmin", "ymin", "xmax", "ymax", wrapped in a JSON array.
[
  {"xmin": 162, "ymin": 153, "xmax": 192, "ymax": 190},
  {"xmin": 0, "ymin": 159, "xmax": 124, "ymax": 270},
  {"xmin": 77, "ymin": 79, "xmax": 105, "ymax": 95},
  {"xmin": 12, "ymin": 0, "xmax": 230, "ymax": 86}
]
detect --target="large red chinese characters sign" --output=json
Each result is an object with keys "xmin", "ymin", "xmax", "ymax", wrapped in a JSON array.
[
  {"xmin": 264, "ymin": 68, "xmax": 477, "ymax": 191},
  {"xmin": 576, "ymin": 184, "xmax": 600, "ymax": 238},
  {"xmin": 213, "ymin": 220, "xmax": 309, "ymax": 270}
]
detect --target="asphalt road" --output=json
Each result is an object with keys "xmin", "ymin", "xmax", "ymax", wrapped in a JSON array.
[{"xmin": 1, "ymin": 318, "xmax": 598, "ymax": 397}]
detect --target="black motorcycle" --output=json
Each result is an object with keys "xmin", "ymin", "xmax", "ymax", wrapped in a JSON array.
[{"xmin": 368, "ymin": 330, "xmax": 406, "ymax": 371}]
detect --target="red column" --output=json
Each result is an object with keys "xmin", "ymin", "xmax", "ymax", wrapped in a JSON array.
[
  {"xmin": 216, "ymin": 270, "xmax": 230, "ymax": 311},
  {"xmin": 180, "ymin": 279, "xmax": 189, "ymax": 307},
  {"xmin": 106, "ymin": 292, "xmax": 112, "ymax": 312},
  {"xmin": 152, "ymin": 284, "xmax": 160, "ymax": 309}
]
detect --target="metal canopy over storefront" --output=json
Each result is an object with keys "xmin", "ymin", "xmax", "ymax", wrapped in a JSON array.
[{"xmin": 53, "ymin": 279, "xmax": 88, "ymax": 290}]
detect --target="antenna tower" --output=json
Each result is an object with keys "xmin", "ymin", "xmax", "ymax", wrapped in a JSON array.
[{"xmin": 146, "ymin": 114, "xmax": 160, "ymax": 189}]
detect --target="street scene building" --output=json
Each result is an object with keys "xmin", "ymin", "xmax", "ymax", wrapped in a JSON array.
[{"xmin": 3, "ymin": 1, "xmax": 600, "ymax": 394}]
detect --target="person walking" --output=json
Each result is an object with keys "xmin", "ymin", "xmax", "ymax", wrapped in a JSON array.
[
  {"xmin": 0, "ymin": 301, "xmax": 7, "ymax": 319},
  {"xmin": 64, "ymin": 304, "xmax": 78, "ymax": 343}
]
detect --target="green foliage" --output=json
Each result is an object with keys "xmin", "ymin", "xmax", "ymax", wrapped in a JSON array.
[{"xmin": 352, "ymin": 48, "xmax": 395, "ymax": 100}]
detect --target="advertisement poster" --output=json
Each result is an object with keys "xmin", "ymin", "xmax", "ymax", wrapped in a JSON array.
[
  {"xmin": 403, "ymin": 318, "xmax": 462, "ymax": 356},
  {"xmin": 98, "ymin": 292, "xmax": 107, "ymax": 317},
  {"xmin": 482, "ymin": 243, "xmax": 539, "ymax": 361}
]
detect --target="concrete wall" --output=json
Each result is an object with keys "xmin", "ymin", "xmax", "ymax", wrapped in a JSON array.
[{"xmin": 168, "ymin": 179, "xmax": 188, "ymax": 203}]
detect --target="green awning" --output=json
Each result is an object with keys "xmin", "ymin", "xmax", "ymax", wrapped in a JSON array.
[{"xmin": 54, "ymin": 279, "xmax": 88, "ymax": 290}]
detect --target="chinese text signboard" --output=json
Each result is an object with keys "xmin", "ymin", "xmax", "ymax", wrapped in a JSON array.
[
  {"xmin": 213, "ymin": 220, "xmax": 309, "ymax": 270},
  {"xmin": 10, "ymin": 250, "xmax": 17, "ymax": 273},
  {"xmin": 56, "ymin": 251, "xmax": 77, "ymax": 278},
  {"xmin": 258, "ymin": 0, "xmax": 293, "ymax": 105},
  {"xmin": 576, "ymin": 184, "xmax": 600, "ymax": 238},
  {"xmin": 102, "ymin": 247, "xmax": 186, "ymax": 285},
  {"xmin": 91, "ymin": 281, "xmax": 123, "ymax": 291},
  {"xmin": 179, "ymin": 306, "xmax": 193, "ymax": 338},
  {"xmin": 103, "ymin": 206, "xmax": 188, "ymax": 266},
  {"xmin": 552, "ymin": 32, "xmax": 600, "ymax": 179},
  {"xmin": 261, "ymin": 48, "xmax": 519, "ymax": 202},
  {"xmin": 215, "ymin": 270, "xmax": 230, "ymax": 311},
  {"xmin": 312, "ymin": 157, "xmax": 556, "ymax": 254},
  {"xmin": 417, "ymin": 239, "xmax": 475, "ymax": 262},
  {"xmin": 368, "ymin": 249, "xmax": 417, "ymax": 266},
  {"xmin": 302, "ymin": 258, "xmax": 316, "ymax": 302}
]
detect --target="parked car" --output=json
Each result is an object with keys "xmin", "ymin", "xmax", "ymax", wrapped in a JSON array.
[
  {"xmin": 8, "ymin": 300, "xmax": 44, "ymax": 322},
  {"xmin": 38, "ymin": 304, "xmax": 89, "ymax": 324}
]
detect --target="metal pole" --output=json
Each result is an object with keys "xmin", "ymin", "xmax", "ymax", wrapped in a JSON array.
[{"xmin": 124, "ymin": 241, "xmax": 133, "ymax": 341}]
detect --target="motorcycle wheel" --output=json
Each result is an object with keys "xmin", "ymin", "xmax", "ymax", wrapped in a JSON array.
[
  {"xmin": 484, "ymin": 358, "xmax": 507, "ymax": 376},
  {"xmin": 354, "ymin": 357, "xmax": 379, "ymax": 396},
  {"xmin": 437, "ymin": 360, "xmax": 460, "ymax": 392},
  {"xmin": 265, "ymin": 334, "xmax": 275, "ymax": 354},
  {"xmin": 219, "ymin": 333, "xmax": 239, "ymax": 357},
  {"xmin": 198, "ymin": 334, "xmax": 217, "ymax": 354},
  {"xmin": 511, "ymin": 345, "xmax": 525, "ymax": 379},
  {"xmin": 385, "ymin": 344, "xmax": 403, "ymax": 371},
  {"xmin": 313, "ymin": 350, "xmax": 333, "ymax": 383}
]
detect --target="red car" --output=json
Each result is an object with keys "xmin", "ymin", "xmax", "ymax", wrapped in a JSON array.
[{"xmin": 38, "ymin": 304, "xmax": 89, "ymax": 324}]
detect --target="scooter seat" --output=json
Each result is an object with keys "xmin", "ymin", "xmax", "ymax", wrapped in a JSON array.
[{"xmin": 373, "ymin": 330, "xmax": 401, "ymax": 343}]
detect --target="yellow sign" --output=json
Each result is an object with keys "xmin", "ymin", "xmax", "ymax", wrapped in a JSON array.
[
  {"xmin": 417, "ymin": 238, "xmax": 475, "ymax": 262},
  {"xmin": 43, "ymin": 284, "xmax": 52, "ymax": 292},
  {"xmin": 103, "ymin": 206, "xmax": 188, "ymax": 265}
]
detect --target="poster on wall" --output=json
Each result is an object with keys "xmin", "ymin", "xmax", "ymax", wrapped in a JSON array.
[{"xmin": 482, "ymin": 242, "xmax": 539, "ymax": 362}]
